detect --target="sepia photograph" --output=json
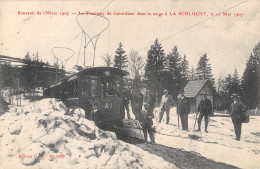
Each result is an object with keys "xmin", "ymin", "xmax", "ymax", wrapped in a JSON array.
[{"xmin": 0, "ymin": 0, "xmax": 259, "ymax": 168}]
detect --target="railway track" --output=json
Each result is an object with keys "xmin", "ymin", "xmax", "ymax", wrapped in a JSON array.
[{"xmin": 116, "ymin": 132, "xmax": 239, "ymax": 169}]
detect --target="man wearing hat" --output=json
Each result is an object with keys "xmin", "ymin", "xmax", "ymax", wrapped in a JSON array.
[
  {"xmin": 196, "ymin": 92, "xmax": 212, "ymax": 132},
  {"xmin": 158, "ymin": 89, "xmax": 174, "ymax": 124},
  {"xmin": 141, "ymin": 89, "xmax": 156, "ymax": 144},
  {"xmin": 177, "ymin": 89, "xmax": 190, "ymax": 130},
  {"xmin": 229, "ymin": 93, "xmax": 247, "ymax": 141}
]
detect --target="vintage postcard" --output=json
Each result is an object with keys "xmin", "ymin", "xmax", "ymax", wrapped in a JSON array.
[{"xmin": 0, "ymin": 0, "xmax": 259, "ymax": 168}]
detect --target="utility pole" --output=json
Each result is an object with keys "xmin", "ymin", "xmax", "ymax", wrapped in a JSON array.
[{"xmin": 83, "ymin": 32, "xmax": 87, "ymax": 67}]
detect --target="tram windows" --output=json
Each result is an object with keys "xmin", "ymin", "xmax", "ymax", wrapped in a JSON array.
[
  {"xmin": 90, "ymin": 79, "xmax": 98, "ymax": 97},
  {"xmin": 105, "ymin": 82, "xmax": 119, "ymax": 97},
  {"xmin": 114, "ymin": 78, "xmax": 121, "ymax": 92},
  {"xmin": 105, "ymin": 82, "xmax": 112, "ymax": 91}
]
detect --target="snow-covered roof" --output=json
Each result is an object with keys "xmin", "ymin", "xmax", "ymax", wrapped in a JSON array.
[{"xmin": 184, "ymin": 79, "xmax": 208, "ymax": 98}]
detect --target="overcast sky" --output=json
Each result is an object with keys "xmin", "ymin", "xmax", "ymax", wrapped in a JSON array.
[{"xmin": 1, "ymin": 0, "xmax": 260, "ymax": 78}]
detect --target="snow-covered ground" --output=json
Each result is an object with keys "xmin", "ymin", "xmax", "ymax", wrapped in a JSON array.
[
  {"xmin": 151, "ymin": 107, "xmax": 260, "ymax": 169},
  {"xmin": 1, "ymin": 98, "xmax": 259, "ymax": 169},
  {"xmin": 1, "ymin": 94, "xmax": 31, "ymax": 107},
  {"xmin": 0, "ymin": 99, "xmax": 176, "ymax": 169}
]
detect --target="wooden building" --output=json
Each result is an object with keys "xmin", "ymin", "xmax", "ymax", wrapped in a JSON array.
[{"xmin": 184, "ymin": 79, "xmax": 215, "ymax": 113}]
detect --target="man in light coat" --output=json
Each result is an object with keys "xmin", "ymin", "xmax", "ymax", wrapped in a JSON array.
[{"xmin": 158, "ymin": 90, "xmax": 174, "ymax": 124}]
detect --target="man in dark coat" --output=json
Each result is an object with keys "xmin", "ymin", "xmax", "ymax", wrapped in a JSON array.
[
  {"xmin": 229, "ymin": 93, "xmax": 247, "ymax": 141},
  {"xmin": 92, "ymin": 103, "xmax": 103, "ymax": 129},
  {"xmin": 131, "ymin": 90, "xmax": 143, "ymax": 120},
  {"xmin": 143, "ymin": 89, "xmax": 156, "ymax": 117},
  {"xmin": 140, "ymin": 89, "xmax": 156, "ymax": 144},
  {"xmin": 196, "ymin": 92, "xmax": 212, "ymax": 132},
  {"xmin": 177, "ymin": 90, "xmax": 190, "ymax": 130}
]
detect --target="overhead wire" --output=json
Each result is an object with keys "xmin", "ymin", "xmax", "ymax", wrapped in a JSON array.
[
  {"xmin": 49, "ymin": 0, "xmax": 113, "ymax": 70},
  {"xmin": 70, "ymin": 0, "xmax": 114, "ymax": 44},
  {"xmin": 137, "ymin": 0, "xmax": 247, "ymax": 52},
  {"xmin": 51, "ymin": 47, "xmax": 74, "ymax": 69},
  {"xmin": 76, "ymin": 32, "xmax": 84, "ymax": 65},
  {"xmin": 76, "ymin": 13, "xmax": 110, "ymax": 67}
]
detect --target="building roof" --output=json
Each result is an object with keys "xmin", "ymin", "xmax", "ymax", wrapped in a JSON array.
[{"xmin": 184, "ymin": 79, "xmax": 208, "ymax": 98}]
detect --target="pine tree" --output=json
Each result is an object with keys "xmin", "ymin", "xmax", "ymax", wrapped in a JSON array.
[
  {"xmin": 25, "ymin": 52, "xmax": 31, "ymax": 60},
  {"xmin": 241, "ymin": 41, "xmax": 260, "ymax": 108},
  {"xmin": 165, "ymin": 46, "xmax": 183, "ymax": 97},
  {"xmin": 224, "ymin": 74, "xmax": 232, "ymax": 96},
  {"xmin": 0, "ymin": 63, "xmax": 15, "ymax": 88},
  {"xmin": 224, "ymin": 68, "xmax": 241, "ymax": 96},
  {"xmin": 189, "ymin": 67, "xmax": 196, "ymax": 80},
  {"xmin": 218, "ymin": 74, "xmax": 233, "ymax": 109},
  {"xmin": 144, "ymin": 39, "xmax": 166, "ymax": 103},
  {"xmin": 232, "ymin": 68, "xmax": 241, "ymax": 94},
  {"xmin": 114, "ymin": 42, "xmax": 128, "ymax": 70},
  {"xmin": 181, "ymin": 55, "xmax": 190, "ymax": 80},
  {"xmin": 36, "ymin": 51, "xmax": 39, "ymax": 62},
  {"xmin": 196, "ymin": 53, "xmax": 215, "ymax": 87}
]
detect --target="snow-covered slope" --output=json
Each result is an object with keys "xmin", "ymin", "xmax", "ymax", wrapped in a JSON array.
[
  {"xmin": 0, "ymin": 99, "xmax": 176, "ymax": 169},
  {"xmin": 153, "ymin": 107, "xmax": 260, "ymax": 169}
]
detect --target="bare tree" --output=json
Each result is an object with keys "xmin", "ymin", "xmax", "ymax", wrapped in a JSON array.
[
  {"xmin": 128, "ymin": 50, "xmax": 145, "ymax": 91},
  {"xmin": 216, "ymin": 72, "xmax": 226, "ymax": 94},
  {"xmin": 128, "ymin": 50, "xmax": 145, "ymax": 79},
  {"xmin": 102, "ymin": 53, "xmax": 113, "ymax": 67}
]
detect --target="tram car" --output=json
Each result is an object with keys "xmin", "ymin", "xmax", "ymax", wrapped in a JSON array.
[{"xmin": 43, "ymin": 67, "xmax": 128, "ymax": 128}]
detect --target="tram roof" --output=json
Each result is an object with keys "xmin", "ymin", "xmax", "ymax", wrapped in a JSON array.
[{"xmin": 46, "ymin": 67, "xmax": 128, "ymax": 88}]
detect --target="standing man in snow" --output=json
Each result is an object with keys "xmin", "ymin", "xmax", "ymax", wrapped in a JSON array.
[
  {"xmin": 177, "ymin": 89, "xmax": 190, "ymax": 130},
  {"xmin": 229, "ymin": 93, "xmax": 247, "ymax": 141},
  {"xmin": 196, "ymin": 92, "xmax": 212, "ymax": 132},
  {"xmin": 131, "ymin": 89, "xmax": 143, "ymax": 120},
  {"xmin": 141, "ymin": 89, "xmax": 156, "ymax": 144},
  {"xmin": 158, "ymin": 90, "xmax": 174, "ymax": 124}
]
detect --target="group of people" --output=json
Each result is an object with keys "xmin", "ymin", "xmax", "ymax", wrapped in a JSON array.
[
  {"xmin": 123, "ymin": 89, "xmax": 156, "ymax": 144},
  {"xmin": 139, "ymin": 89, "xmax": 248, "ymax": 142},
  {"xmin": 122, "ymin": 90, "xmax": 143, "ymax": 120},
  {"xmin": 92, "ymin": 87, "xmax": 248, "ymax": 144}
]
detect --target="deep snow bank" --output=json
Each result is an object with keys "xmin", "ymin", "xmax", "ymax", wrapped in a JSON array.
[{"xmin": 0, "ymin": 99, "xmax": 176, "ymax": 169}]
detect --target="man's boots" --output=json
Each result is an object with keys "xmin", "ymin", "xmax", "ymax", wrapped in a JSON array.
[
  {"xmin": 205, "ymin": 119, "xmax": 208, "ymax": 133},
  {"xmin": 150, "ymin": 132, "xmax": 155, "ymax": 144}
]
